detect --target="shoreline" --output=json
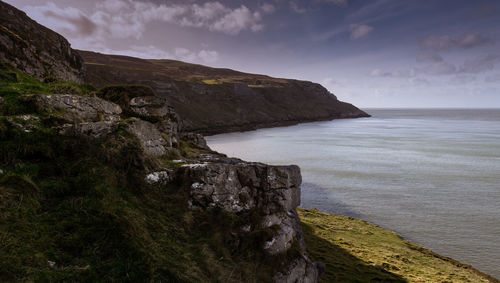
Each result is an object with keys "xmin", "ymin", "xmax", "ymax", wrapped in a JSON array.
[{"xmin": 191, "ymin": 111, "xmax": 370, "ymax": 136}]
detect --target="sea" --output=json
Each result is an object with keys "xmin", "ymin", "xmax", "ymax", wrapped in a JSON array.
[{"xmin": 206, "ymin": 109, "xmax": 500, "ymax": 278}]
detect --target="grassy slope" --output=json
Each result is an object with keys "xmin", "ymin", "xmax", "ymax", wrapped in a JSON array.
[{"xmin": 299, "ymin": 208, "xmax": 498, "ymax": 283}]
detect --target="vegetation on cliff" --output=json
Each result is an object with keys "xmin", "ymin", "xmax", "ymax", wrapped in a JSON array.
[
  {"xmin": 299, "ymin": 208, "xmax": 498, "ymax": 283},
  {"xmin": 1, "ymin": 65, "xmax": 316, "ymax": 282}
]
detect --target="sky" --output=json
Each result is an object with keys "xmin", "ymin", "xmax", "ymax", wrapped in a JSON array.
[{"xmin": 5, "ymin": 0, "xmax": 500, "ymax": 108}]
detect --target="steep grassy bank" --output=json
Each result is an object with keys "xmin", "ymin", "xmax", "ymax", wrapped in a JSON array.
[{"xmin": 299, "ymin": 208, "xmax": 498, "ymax": 283}]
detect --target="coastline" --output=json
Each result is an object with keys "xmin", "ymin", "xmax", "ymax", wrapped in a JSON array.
[{"xmin": 197, "ymin": 110, "xmax": 370, "ymax": 135}]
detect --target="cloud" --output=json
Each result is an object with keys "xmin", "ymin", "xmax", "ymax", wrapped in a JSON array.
[
  {"xmin": 417, "ymin": 53, "xmax": 443, "ymax": 63},
  {"xmin": 198, "ymin": 49, "xmax": 219, "ymax": 63},
  {"xmin": 90, "ymin": 45, "xmax": 219, "ymax": 64},
  {"xmin": 370, "ymin": 69, "xmax": 391, "ymax": 77},
  {"xmin": 408, "ymin": 77, "xmax": 429, "ymax": 86},
  {"xmin": 289, "ymin": 1, "xmax": 307, "ymax": 14},
  {"xmin": 43, "ymin": 10, "xmax": 97, "ymax": 36},
  {"xmin": 370, "ymin": 68, "xmax": 416, "ymax": 78},
  {"xmin": 420, "ymin": 33, "xmax": 493, "ymax": 51},
  {"xmin": 450, "ymin": 75, "xmax": 476, "ymax": 84},
  {"xmin": 485, "ymin": 73, "xmax": 500, "ymax": 82},
  {"xmin": 211, "ymin": 6, "xmax": 263, "ymax": 35},
  {"xmin": 349, "ymin": 24, "xmax": 373, "ymax": 40},
  {"xmin": 423, "ymin": 61, "xmax": 457, "ymax": 75},
  {"xmin": 459, "ymin": 55, "xmax": 499, "ymax": 73},
  {"xmin": 260, "ymin": 3, "xmax": 276, "ymax": 14},
  {"xmin": 25, "ymin": 0, "xmax": 267, "ymax": 40}
]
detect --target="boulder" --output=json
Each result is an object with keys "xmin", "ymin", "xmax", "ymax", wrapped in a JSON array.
[
  {"xmin": 97, "ymin": 85, "xmax": 180, "ymax": 147},
  {"xmin": 126, "ymin": 119, "xmax": 167, "ymax": 157},
  {"xmin": 34, "ymin": 94, "xmax": 122, "ymax": 122}
]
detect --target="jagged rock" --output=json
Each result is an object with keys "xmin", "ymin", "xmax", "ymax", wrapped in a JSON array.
[
  {"xmin": 33, "ymin": 94, "xmax": 122, "ymax": 122},
  {"xmin": 180, "ymin": 132, "xmax": 209, "ymax": 149},
  {"xmin": 145, "ymin": 170, "xmax": 175, "ymax": 185},
  {"xmin": 97, "ymin": 85, "xmax": 180, "ymax": 147},
  {"xmin": 58, "ymin": 121, "xmax": 118, "ymax": 138},
  {"xmin": 126, "ymin": 119, "xmax": 167, "ymax": 157},
  {"xmin": 129, "ymin": 96, "xmax": 170, "ymax": 118},
  {"xmin": 178, "ymin": 158, "xmax": 320, "ymax": 282}
]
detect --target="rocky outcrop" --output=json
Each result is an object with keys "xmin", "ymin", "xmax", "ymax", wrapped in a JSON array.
[
  {"xmin": 178, "ymin": 154, "xmax": 320, "ymax": 282},
  {"xmin": 34, "ymin": 94, "xmax": 122, "ymax": 122},
  {"xmin": 126, "ymin": 119, "xmax": 168, "ymax": 157},
  {"xmin": 97, "ymin": 85, "xmax": 180, "ymax": 147},
  {"xmin": 0, "ymin": 1, "xmax": 84, "ymax": 82}
]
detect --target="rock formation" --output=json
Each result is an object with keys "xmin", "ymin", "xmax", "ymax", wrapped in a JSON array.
[{"xmin": 0, "ymin": 1, "xmax": 84, "ymax": 82}]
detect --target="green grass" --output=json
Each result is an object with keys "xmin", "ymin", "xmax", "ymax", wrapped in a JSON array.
[
  {"xmin": 0, "ymin": 63, "xmax": 94, "ymax": 97},
  {"xmin": 298, "ymin": 208, "xmax": 498, "ymax": 283}
]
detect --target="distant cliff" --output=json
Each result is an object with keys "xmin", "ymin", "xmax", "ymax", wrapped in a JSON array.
[{"xmin": 79, "ymin": 51, "xmax": 369, "ymax": 135}]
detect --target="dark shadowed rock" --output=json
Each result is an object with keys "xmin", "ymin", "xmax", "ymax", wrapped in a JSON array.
[
  {"xmin": 59, "ymin": 121, "xmax": 119, "ymax": 138},
  {"xmin": 97, "ymin": 85, "xmax": 180, "ymax": 146},
  {"xmin": 0, "ymin": 1, "xmax": 84, "ymax": 82}
]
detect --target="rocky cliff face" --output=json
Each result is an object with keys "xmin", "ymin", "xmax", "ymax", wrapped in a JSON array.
[
  {"xmin": 0, "ymin": 1, "xmax": 84, "ymax": 82},
  {"xmin": 79, "ymin": 51, "xmax": 369, "ymax": 135},
  {"xmin": 1, "ymin": 79, "xmax": 321, "ymax": 280}
]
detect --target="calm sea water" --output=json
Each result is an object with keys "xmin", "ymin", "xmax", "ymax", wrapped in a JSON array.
[{"xmin": 206, "ymin": 109, "xmax": 500, "ymax": 278}]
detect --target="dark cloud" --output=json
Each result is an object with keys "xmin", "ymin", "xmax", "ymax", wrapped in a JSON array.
[
  {"xmin": 469, "ymin": 2, "xmax": 496, "ymax": 20},
  {"xmin": 417, "ymin": 53, "xmax": 443, "ymax": 63},
  {"xmin": 460, "ymin": 55, "xmax": 499, "ymax": 73},
  {"xmin": 420, "ymin": 33, "xmax": 493, "ymax": 51},
  {"xmin": 318, "ymin": 0, "xmax": 348, "ymax": 7},
  {"xmin": 43, "ymin": 10, "xmax": 97, "ymax": 36}
]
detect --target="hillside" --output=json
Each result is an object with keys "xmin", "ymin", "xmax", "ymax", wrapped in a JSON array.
[
  {"xmin": 79, "ymin": 50, "xmax": 369, "ymax": 134},
  {"xmin": 299, "ymin": 209, "xmax": 498, "ymax": 283}
]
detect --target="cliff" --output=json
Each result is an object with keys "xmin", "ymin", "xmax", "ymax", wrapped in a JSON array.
[
  {"xmin": 0, "ymin": 64, "xmax": 319, "ymax": 281},
  {"xmin": 79, "ymin": 51, "xmax": 369, "ymax": 134},
  {"xmin": 0, "ymin": 1, "xmax": 84, "ymax": 83}
]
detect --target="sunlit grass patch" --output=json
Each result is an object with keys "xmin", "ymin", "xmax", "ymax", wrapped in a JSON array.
[{"xmin": 298, "ymin": 208, "xmax": 496, "ymax": 283}]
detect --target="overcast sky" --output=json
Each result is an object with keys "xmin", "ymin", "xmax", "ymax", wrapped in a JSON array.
[{"xmin": 6, "ymin": 0, "xmax": 500, "ymax": 108}]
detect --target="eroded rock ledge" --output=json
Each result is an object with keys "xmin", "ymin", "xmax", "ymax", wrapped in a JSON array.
[{"xmin": 18, "ymin": 89, "xmax": 321, "ymax": 282}]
